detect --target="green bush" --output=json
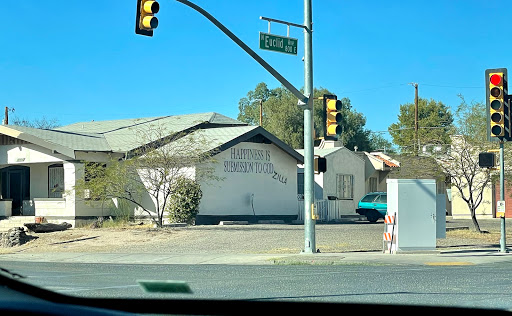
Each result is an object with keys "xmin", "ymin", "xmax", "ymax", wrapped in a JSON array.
[{"xmin": 166, "ymin": 177, "xmax": 203, "ymax": 224}]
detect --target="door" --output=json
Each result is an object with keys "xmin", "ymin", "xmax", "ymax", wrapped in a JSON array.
[
  {"xmin": 374, "ymin": 194, "xmax": 387, "ymax": 213},
  {"xmin": 9, "ymin": 172, "xmax": 23, "ymax": 215},
  {"xmin": 0, "ymin": 166, "xmax": 30, "ymax": 216}
]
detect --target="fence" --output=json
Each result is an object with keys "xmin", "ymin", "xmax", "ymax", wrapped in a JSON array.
[{"xmin": 297, "ymin": 198, "xmax": 345, "ymax": 222}]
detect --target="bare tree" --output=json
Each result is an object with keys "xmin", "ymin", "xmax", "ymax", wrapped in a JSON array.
[
  {"xmin": 436, "ymin": 97, "xmax": 496, "ymax": 233},
  {"xmin": 438, "ymin": 136, "xmax": 492, "ymax": 233},
  {"xmin": 12, "ymin": 116, "xmax": 60, "ymax": 129},
  {"xmin": 75, "ymin": 124, "xmax": 219, "ymax": 227}
]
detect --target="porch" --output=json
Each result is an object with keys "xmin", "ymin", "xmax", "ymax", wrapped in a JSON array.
[
  {"xmin": 0, "ymin": 163, "xmax": 67, "ymax": 216},
  {"xmin": 0, "ymin": 161, "xmax": 111, "ymax": 227}
]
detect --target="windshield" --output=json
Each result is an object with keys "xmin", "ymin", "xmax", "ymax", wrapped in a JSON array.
[{"xmin": 2, "ymin": 0, "xmax": 512, "ymax": 313}]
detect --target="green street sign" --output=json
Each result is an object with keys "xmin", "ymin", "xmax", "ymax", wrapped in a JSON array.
[{"xmin": 259, "ymin": 32, "xmax": 298, "ymax": 55}]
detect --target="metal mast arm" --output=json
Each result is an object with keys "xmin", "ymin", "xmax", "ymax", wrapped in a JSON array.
[{"xmin": 175, "ymin": 0, "xmax": 309, "ymax": 106}]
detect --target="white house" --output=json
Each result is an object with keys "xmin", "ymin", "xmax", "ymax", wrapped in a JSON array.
[
  {"xmin": 296, "ymin": 140, "xmax": 399, "ymax": 221},
  {"xmin": 0, "ymin": 112, "xmax": 303, "ymax": 226}
]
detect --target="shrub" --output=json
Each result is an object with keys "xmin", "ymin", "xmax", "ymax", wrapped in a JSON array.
[{"xmin": 166, "ymin": 177, "xmax": 203, "ymax": 224}]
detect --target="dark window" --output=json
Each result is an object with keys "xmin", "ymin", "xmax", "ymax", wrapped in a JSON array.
[{"xmin": 48, "ymin": 164, "xmax": 64, "ymax": 198}]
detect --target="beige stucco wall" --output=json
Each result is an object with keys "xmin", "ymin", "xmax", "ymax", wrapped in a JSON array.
[{"xmin": 450, "ymin": 183, "xmax": 493, "ymax": 219}]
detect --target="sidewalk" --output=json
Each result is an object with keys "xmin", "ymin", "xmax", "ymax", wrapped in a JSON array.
[{"xmin": 1, "ymin": 247, "xmax": 512, "ymax": 266}]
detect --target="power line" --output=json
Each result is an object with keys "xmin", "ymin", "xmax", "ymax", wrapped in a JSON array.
[
  {"xmin": 341, "ymin": 83, "xmax": 408, "ymax": 94},
  {"xmin": 421, "ymin": 83, "xmax": 482, "ymax": 89},
  {"xmin": 372, "ymin": 125, "xmax": 451, "ymax": 134},
  {"xmin": 341, "ymin": 82, "xmax": 482, "ymax": 95}
]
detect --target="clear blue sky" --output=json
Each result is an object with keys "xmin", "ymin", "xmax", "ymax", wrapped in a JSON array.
[{"xmin": 1, "ymin": 0, "xmax": 509, "ymax": 140}]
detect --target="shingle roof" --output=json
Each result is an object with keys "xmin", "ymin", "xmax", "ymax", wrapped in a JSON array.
[
  {"xmin": 54, "ymin": 112, "xmax": 246, "ymax": 153},
  {"xmin": 0, "ymin": 125, "xmax": 110, "ymax": 153},
  {"xmin": 372, "ymin": 154, "xmax": 399, "ymax": 168},
  {"xmin": 0, "ymin": 113, "xmax": 304, "ymax": 162}
]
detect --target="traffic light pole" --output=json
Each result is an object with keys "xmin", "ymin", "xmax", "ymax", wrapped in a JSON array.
[
  {"xmin": 500, "ymin": 140, "xmax": 507, "ymax": 253},
  {"xmin": 302, "ymin": 0, "xmax": 316, "ymax": 254}
]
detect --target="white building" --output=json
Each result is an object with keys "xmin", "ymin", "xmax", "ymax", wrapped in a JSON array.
[
  {"xmin": 297, "ymin": 140, "xmax": 399, "ymax": 221},
  {"xmin": 0, "ymin": 113, "xmax": 303, "ymax": 226}
]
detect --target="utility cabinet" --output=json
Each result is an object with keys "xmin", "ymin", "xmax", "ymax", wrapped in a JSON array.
[{"xmin": 386, "ymin": 179, "xmax": 437, "ymax": 252}]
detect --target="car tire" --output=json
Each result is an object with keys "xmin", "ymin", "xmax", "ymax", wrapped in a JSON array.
[{"xmin": 366, "ymin": 214, "xmax": 378, "ymax": 223}]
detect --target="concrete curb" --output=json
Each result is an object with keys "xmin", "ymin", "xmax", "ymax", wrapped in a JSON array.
[{"xmin": 1, "ymin": 248, "xmax": 512, "ymax": 266}]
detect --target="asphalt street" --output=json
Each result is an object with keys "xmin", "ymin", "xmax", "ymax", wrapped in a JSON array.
[
  {"xmin": 1, "ymin": 260, "xmax": 512, "ymax": 310},
  {"xmin": 1, "ymin": 219, "xmax": 512, "ymax": 311}
]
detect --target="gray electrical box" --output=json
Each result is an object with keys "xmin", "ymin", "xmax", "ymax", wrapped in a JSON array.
[{"xmin": 386, "ymin": 179, "xmax": 437, "ymax": 252}]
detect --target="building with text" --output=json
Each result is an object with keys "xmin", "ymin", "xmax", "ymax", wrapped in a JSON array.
[{"xmin": 0, "ymin": 113, "xmax": 303, "ymax": 226}]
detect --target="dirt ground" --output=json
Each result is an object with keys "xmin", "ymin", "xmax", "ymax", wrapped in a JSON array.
[
  {"xmin": 0, "ymin": 219, "xmax": 510, "ymax": 255},
  {"xmin": 0, "ymin": 225, "xmax": 194, "ymax": 254}
]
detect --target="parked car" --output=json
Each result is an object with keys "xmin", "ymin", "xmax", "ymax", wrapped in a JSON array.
[{"xmin": 356, "ymin": 192, "xmax": 387, "ymax": 222}]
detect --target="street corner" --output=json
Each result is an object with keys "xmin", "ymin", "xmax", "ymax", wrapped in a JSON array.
[{"xmin": 435, "ymin": 247, "xmax": 512, "ymax": 265}]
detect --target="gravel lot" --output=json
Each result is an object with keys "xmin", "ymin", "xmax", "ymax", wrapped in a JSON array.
[{"xmin": 1, "ymin": 218, "xmax": 511, "ymax": 255}]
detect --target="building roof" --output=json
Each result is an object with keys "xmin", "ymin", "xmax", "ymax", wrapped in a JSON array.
[
  {"xmin": 368, "ymin": 152, "xmax": 400, "ymax": 168},
  {"xmin": 0, "ymin": 112, "xmax": 303, "ymax": 162},
  {"xmin": 55, "ymin": 112, "xmax": 246, "ymax": 153}
]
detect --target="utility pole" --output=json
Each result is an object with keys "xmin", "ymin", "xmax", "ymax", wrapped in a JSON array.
[
  {"xmin": 259, "ymin": 99, "xmax": 263, "ymax": 127},
  {"xmin": 302, "ymin": 0, "xmax": 316, "ymax": 254},
  {"xmin": 410, "ymin": 83, "xmax": 419, "ymax": 154},
  {"xmin": 3, "ymin": 107, "xmax": 14, "ymax": 125}
]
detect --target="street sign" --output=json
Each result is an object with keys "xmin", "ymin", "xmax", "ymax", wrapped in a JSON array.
[
  {"xmin": 259, "ymin": 32, "xmax": 298, "ymax": 55},
  {"xmin": 497, "ymin": 200, "xmax": 506, "ymax": 217}
]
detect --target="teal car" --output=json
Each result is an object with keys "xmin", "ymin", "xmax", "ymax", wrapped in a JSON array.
[{"xmin": 356, "ymin": 192, "xmax": 387, "ymax": 222}]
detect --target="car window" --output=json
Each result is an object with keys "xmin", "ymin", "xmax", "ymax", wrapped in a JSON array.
[
  {"xmin": 361, "ymin": 194, "xmax": 378, "ymax": 202},
  {"xmin": 377, "ymin": 194, "xmax": 387, "ymax": 203}
]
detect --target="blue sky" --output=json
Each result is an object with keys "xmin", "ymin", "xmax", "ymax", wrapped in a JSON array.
[{"xmin": 1, "ymin": 1, "xmax": 509, "ymax": 141}]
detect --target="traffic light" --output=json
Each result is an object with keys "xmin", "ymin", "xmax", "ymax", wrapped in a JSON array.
[
  {"xmin": 314, "ymin": 156, "xmax": 327, "ymax": 174},
  {"xmin": 478, "ymin": 152, "xmax": 496, "ymax": 168},
  {"xmin": 135, "ymin": 0, "xmax": 160, "ymax": 37},
  {"xmin": 486, "ymin": 68, "xmax": 510, "ymax": 141},
  {"xmin": 323, "ymin": 94, "xmax": 342, "ymax": 138}
]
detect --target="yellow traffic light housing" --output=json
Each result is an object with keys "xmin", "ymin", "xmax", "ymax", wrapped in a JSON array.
[
  {"xmin": 489, "ymin": 72, "xmax": 505, "ymax": 137},
  {"xmin": 323, "ymin": 94, "xmax": 342, "ymax": 138},
  {"xmin": 486, "ymin": 68, "xmax": 510, "ymax": 141},
  {"xmin": 136, "ymin": 0, "xmax": 160, "ymax": 37}
]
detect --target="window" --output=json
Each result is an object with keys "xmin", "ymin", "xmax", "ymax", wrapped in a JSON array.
[
  {"xmin": 48, "ymin": 164, "xmax": 64, "ymax": 198},
  {"xmin": 297, "ymin": 172, "xmax": 304, "ymax": 197},
  {"xmin": 84, "ymin": 162, "xmax": 107, "ymax": 182},
  {"xmin": 336, "ymin": 174, "xmax": 353, "ymax": 199},
  {"xmin": 377, "ymin": 194, "xmax": 387, "ymax": 203},
  {"xmin": 361, "ymin": 194, "xmax": 378, "ymax": 202},
  {"xmin": 369, "ymin": 177, "xmax": 377, "ymax": 192}
]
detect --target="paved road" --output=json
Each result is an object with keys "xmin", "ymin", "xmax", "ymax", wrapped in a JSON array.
[
  {"xmin": 1, "ymin": 219, "xmax": 512, "ymax": 310},
  {"xmin": 2, "ymin": 260, "xmax": 512, "ymax": 310}
]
